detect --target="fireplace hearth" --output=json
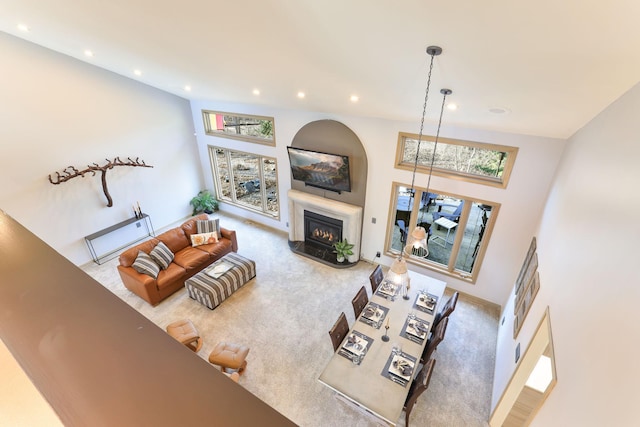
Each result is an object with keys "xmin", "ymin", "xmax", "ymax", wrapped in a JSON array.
[{"xmin": 288, "ymin": 189, "xmax": 362, "ymax": 268}]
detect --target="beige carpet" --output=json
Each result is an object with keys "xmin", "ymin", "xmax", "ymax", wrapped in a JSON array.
[{"xmin": 82, "ymin": 212, "xmax": 499, "ymax": 427}]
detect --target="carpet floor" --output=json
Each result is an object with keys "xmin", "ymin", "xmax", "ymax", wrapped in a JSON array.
[{"xmin": 81, "ymin": 212, "xmax": 499, "ymax": 427}]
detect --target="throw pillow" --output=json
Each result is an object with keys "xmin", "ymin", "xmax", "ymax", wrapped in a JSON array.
[
  {"xmin": 196, "ymin": 218, "xmax": 220, "ymax": 237},
  {"xmin": 149, "ymin": 241, "xmax": 174, "ymax": 270},
  {"xmin": 132, "ymin": 251, "xmax": 160, "ymax": 278},
  {"xmin": 191, "ymin": 232, "xmax": 218, "ymax": 247}
]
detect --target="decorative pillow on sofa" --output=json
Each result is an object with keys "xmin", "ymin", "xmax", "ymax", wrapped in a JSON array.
[
  {"xmin": 196, "ymin": 218, "xmax": 220, "ymax": 237},
  {"xmin": 149, "ymin": 241, "xmax": 174, "ymax": 270},
  {"xmin": 191, "ymin": 232, "xmax": 218, "ymax": 247},
  {"xmin": 132, "ymin": 251, "xmax": 160, "ymax": 278}
]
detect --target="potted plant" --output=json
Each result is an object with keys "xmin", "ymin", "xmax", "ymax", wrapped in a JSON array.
[
  {"xmin": 190, "ymin": 190, "xmax": 219, "ymax": 215},
  {"xmin": 333, "ymin": 238, "xmax": 354, "ymax": 263}
]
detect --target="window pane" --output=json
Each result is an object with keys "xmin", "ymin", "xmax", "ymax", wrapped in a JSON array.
[
  {"xmin": 386, "ymin": 181, "xmax": 498, "ymax": 283},
  {"xmin": 454, "ymin": 203, "xmax": 491, "ymax": 273},
  {"xmin": 392, "ymin": 186, "xmax": 415, "ymax": 252},
  {"xmin": 203, "ymin": 110, "xmax": 275, "ymax": 145},
  {"xmin": 425, "ymin": 194, "xmax": 461, "ymax": 267},
  {"xmin": 398, "ymin": 133, "xmax": 518, "ymax": 188},
  {"xmin": 213, "ymin": 148, "xmax": 232, "ymax": 201},
  {"xmin": 230, "ymin": 151, "xmax": 262, "ymax": 210},
  {"xmin": 403, "ymin": 138, "xmax": 508, "ymax": 178},
  {"xmin": 209, "ymin": 146, "xmax": 280, "ymax": 218},
  {"xmin": 262, "ymin": 158, "xmax": 279, "ymax": 216}
]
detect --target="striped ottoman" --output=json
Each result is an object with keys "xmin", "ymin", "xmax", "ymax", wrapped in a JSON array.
[{"xmin": 185, "ymin": 253, "xmax": 256, "ymax": 310}]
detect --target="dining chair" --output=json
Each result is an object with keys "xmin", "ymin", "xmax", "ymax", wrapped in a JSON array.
[
  {"xmin": 328, "ymin": 312, "xmax": 350, "ymax": 352},
  {"xmin": 420, "ymin": 316, "xmax": 449, "ymax": 364},
  {"xmin": 369, "ymin": 265, "xmax": 384, "ymax": 294},
  {"xmin": 351, "ymin": 286, "xmax": 369, "ymax": 318},
  {"xmin": 433, "ymin": 291, "xmax": 459, "ymax": 328},
  {"xmin": 402, "ymin": 358, "xmax": 436, "ymax": 427}
]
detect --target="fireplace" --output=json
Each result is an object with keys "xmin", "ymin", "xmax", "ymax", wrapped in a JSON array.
[
  {"xmin": 288, "ymin": 189, "xmax": 362, "ymax": 268},
  {"xmin": 304, "ymin": 211, "xmax": 343, "ymax": 250}
]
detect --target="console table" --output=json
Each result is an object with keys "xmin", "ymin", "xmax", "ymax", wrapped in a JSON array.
[{"xmin": 85, "ymin": 214, "xmax": 155, "ymax": 264}]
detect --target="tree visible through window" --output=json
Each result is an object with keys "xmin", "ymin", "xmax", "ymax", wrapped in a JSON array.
[
  {"xmin": 203, "ymin": 110, "xmax": 275, "ymax": 145},
  {"xmin": 209, "ymin": 146, "xmax": 279, "ymax": 218},
  {"xmin": 396, "ymin": 132, "xmax": 517, "ymax": 188}
]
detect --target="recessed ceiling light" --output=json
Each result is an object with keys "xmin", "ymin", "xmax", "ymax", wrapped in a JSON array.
[
  {"xmin": 17, "ymin": 24, "xmax": 29, "ymax": 32},
  {"xmin": 84, "ymin": 50, "xmax": 94, "ymax": 57},
  {"xmin": 134, "ymin": 69, "xmax": 142, "ymax": 76},
  {"xmin": 252, "ymin": 89, "xmax": 260, "ymax": 96},
  {"xmin": 488, "ymin": 107, "xmax": 510, "ymax": 115},
  {"xmin": 350, "ymin": 95, "xmax": 359, "ymax": 103},
  {"xmin": 297, "ymin": 91, "xmax": 305, "ymax": 99},
  {"xmin": 184, "ymin": 85, "xmax": 191, "ymax": 92},
  {"xmin": 447, "ymin": 103, "xmax": 457, "ymax": 111}
]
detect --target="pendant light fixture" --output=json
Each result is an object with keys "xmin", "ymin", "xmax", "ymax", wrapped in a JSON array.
[
  {"xmin": 404, "ymin": 87, "xmax": 452, "ymax": 258},
  {"xmin": 388, "ymin": 45, "xmax": 453, "ymax": 291}
]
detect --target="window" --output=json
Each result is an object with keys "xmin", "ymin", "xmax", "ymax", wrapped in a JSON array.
[
  {"xmin": 396, "ymin": 132, "xmax": 518, "ymax": 188},
  {"xmin": 385, "ymin": 182, "xmax": 498, "ymax": 283},
  {"xmin": 209, "ymin": 146, "xmax": 279, "ymax": 218},
  {"xmin": 203, "ymin": 110, "xmax": 275, "ymax": 146}
]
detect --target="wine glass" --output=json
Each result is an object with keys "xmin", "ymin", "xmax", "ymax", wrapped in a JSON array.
[
  {"xmin": 352, "ymin": 353, "xmax": 361, "ymax": 365},
  {"xmin": 391, "ymin": 342, "xmax": 402, "ymax": 356}
]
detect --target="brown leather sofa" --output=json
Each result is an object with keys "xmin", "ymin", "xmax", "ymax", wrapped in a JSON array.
[{"xmin": 117, "ymin": 214, "xmax": 238, "ymax": 306}]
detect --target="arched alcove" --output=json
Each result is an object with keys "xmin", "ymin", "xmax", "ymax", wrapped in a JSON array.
[{"xmin": 287, "ymin": 120, "xmax": 368, "ymax": 267}]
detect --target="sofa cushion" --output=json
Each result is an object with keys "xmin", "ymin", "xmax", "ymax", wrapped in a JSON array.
[
  {"xmin": 181, "ymin": 214, "xmax": 209, "ymax": 240},
  {"xmin": 156, "ymin": 263, "xmax": 187, "ymax": 290},
  {"xmin": 173, "ymin": 247, "xmax": 210, "ymax": 271},
  {"xmin": 157, "ymin": 228, "xmax": 190, "ymax": 254},
  {"xmin": 196, "ymin": 238, "xmax": 233, "ymax": 258},
  {"xmin": 119, "ymin": 238, "xmax": 160, "ymax": 267},
  {"xmin": 197, "ymin": 218, "xmax": 220, "ymax": 237},
  {"xmin": 132, "ymin": 251, "xmax": 160, "ymax": 278},
  {"xmin": 191, "ymin": 232, "xmax": 218, "ymax": 247},
  {"xmin": 149, "ymin": 241, "xmax": 174, "ymax": 270}
]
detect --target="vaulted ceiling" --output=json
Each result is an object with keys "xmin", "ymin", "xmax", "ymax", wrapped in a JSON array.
[{"xmin": 2, "ymin": 0, "xmax": 640, "ymax": 139}]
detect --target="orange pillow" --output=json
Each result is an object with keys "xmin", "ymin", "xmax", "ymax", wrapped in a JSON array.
[{"xmin": 191, "ymin": 232, "xmax": 218, "ymax": 247}]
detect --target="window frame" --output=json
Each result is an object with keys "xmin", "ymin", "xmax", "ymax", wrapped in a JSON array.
[
  {"xmin": 384, "ymin": 181, "xmax": 500, "ymax": 283},
  {"xmin": 208, "ymin": 146, "xmax": 280, "ymax": 219},
  {"xmin": 202, "ymin": 110, "xmax": 276, "ymax": 146},
  {"xmin": 395, "ymin": 132, "xmax": 518, "ymax": 189}
]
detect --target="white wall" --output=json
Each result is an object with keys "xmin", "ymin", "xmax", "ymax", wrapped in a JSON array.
[
  {"xmin": 492, "ymin": 82, "xmax": 640, "ymax": 425},
  {"xmin": 0, "ymin": 33, "xmax": 202, "ymax": 265},
  {"xmin": 190, "ymin": 100, "xmax": 565, "ymax": 304}
]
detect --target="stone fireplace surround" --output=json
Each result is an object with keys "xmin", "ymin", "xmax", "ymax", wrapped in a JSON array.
[{"xmin": 288, "ymin": 189, "xmax": 363, "ymax": 267}]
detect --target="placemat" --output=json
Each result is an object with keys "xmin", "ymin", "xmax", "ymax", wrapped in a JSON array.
[
  {"xmin": 380, "ymin": 351, "xmax": 418, "ymax": 387},
  {"xmin": 414, "ymin": 292, "xmax": 438, "ymax": 314},
  {"xmin": 400, "ymin": 316, "xmax": 430, "ymax": 344},
  {"xmin": 358, "ymin": 302, "xmax": 389, "ymax": 329},
  {"xmin": 338, "ymin": 331, "xmax": 374, "ymax": 364},
  {"xmin": 376, "ymin": 280, "xmax": 398, "ymax": 300}
]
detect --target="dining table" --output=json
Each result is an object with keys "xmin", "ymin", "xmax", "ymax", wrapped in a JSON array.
[{"xmin": 318, "ymin": 272, "xmax": 446, "ymax": 425}]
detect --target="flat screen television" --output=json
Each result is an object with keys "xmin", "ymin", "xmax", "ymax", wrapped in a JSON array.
[{"xmin": 286, "ymin": 146, "xmax": 351, "ymax": 193}]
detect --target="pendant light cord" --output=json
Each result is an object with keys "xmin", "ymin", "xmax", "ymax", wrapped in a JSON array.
[
  {"xmin": 423, "ymin": 88, "xmax": 451, "ymax": 198},
  {"xmin": 409, "ymin": 51, "xmax": 437, "ymax": 197}
]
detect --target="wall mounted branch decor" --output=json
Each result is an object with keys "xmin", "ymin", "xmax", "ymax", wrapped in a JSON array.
[{"xmin": 48, "ymin": 157, "xmax": 153, "ymax": 207}]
